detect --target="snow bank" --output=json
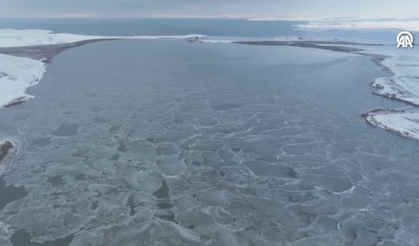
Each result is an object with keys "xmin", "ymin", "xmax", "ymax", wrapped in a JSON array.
[
  {"xmin": 363, "ymin": 109, "xmax": 419, "ymax": 141},
  {"xmin": 370, "ymin": 53, "xmax": 419, "ymax": 106},
  {"xmin": 374, "ymin": 112, "xmax": 419, "ymax": 140},
  {"xmin": 367, "ymin": 53, "xmax": 419, "ymax": 140},
  {"xmin": 0, "ymin": 53, "xmax": 46, "ymax": 108}
]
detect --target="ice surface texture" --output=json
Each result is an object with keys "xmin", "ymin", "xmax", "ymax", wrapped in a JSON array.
[{"xmin": 1, "ymin": 27, "xmax": 419, "ymax": 246}]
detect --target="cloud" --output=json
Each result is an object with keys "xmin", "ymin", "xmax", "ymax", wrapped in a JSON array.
[{"xmin": 1, "ymin": 0, "xmax": 418, "ymax": 20}]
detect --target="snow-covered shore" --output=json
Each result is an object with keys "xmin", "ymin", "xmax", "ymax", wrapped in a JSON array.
[
  {"xmin": 370, "ymin": 54, "xmax": 419, "ymax": 106},
  {"xmin": 362, "ymin": 109, "xmax": 419, "ymax": 141},
  {"xmin": 0, "ymin": 29, "xmax": 207, "ymax": 48},
  {"xmin": 356, "ymin": 44, "xmax": 419, "ymax": 141},
  {"xmin": 309, "ymin": 27, "xmax": 419, "ymax": 141},
  {"xmin": 0, "ymin": 29, "xmax": 207, "ymax": 108},
  {"xmin": 0, "ymin": 53, "xmax": 46, "ymax": 108}
]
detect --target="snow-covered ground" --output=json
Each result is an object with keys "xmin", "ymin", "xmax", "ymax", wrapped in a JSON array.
[
  {"xmin": 0, "ymin": 53, "xmax": 45, "ymax": 108},
  {"xmin": 373, "ymin": 111, "xmax": 419, "ymax": 140},
  {"xmin": 0, "ymin": 29, "xmax": 207, "ymax": 108},
  {"xmin": 370, "ymin": 54, "xmax": 419, "ymax": 106},
  {"xmin": 0, "ymin": 29, "xmax": 207, "ymax": 48},
  {"xmin": 363, "ymin": 109, "xmax": 419, "ymax": 141},
  {"xmin": 352, "ymin": 42, "xmax": 419, "ymax": 140}
]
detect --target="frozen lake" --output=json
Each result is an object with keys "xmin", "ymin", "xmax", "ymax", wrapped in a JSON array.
[{"xmin": 1, "ymin": 38, "xmax": 419, "ymax": 246}]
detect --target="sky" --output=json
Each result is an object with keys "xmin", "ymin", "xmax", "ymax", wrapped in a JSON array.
[{"xmin": 0, "ymin": 0, "xmax": 418, "ymax": 20}]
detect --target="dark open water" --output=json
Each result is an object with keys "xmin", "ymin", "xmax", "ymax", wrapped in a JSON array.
[{"xmin": 0, "ymin": 19, "xmax": 419, "ymax": 246}]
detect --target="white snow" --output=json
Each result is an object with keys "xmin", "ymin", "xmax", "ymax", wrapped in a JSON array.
[
  {"xmin": 0, "ymin": 53, "xmax": 46, "ymax": 108},
  {"xmin": 3, "ymin": 29, "xmax": 208, "ymax": 47},
  {"xmin": 0, "ymin": 29, "xmax": 207, "ymax": 48},
  {"xmin": 362, "ymin": 47, "xmax": 419, "ymax": 107},
  {"xmin": 371, "ymin": 111, "xmax": 419, "ymax": 141}
]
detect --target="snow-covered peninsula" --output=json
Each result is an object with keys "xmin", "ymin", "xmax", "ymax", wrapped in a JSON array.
[{"xmin": 361, "ymin": 50, "xmax": 419, "ymax": 141}]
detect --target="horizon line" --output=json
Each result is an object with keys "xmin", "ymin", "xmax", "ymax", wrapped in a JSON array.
[{"xmin": 0, "ymin": 16, "xmax": 418, "ymax": 22}]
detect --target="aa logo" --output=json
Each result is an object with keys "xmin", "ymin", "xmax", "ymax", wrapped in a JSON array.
[{"xmin": 397, "ymin": 31, "xmax": 414, "ymax": 48}]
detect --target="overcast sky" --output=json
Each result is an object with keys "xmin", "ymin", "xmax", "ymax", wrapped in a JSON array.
[{"xmin": 1, "ymin": 0, "xmax": 418, "ymax": 20}]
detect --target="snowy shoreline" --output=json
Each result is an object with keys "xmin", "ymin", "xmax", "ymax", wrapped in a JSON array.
[
  {"xmin": 357, "ymin": 47, "xmax": 419, "ymax": 141},
  {"xmin": 361, "ymin": 109, "xmax": 419, "ymax": 141}
]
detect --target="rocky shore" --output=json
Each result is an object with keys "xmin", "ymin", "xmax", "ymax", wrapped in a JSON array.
[{"xmin": 0, "ymin": 140, "xmax": 14, "ymax": 164}]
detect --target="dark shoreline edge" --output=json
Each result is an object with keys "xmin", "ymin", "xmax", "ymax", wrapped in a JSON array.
[
  {"xmin": 0, "ymin": 140, "xmax": 13, "ymax": 164},
  {"xmin": 233, "ymin": 40, "xmax": 419, "ymax": 141},
  {"xmin": 0, "ymin": 38, "xmax": 119, "ymax": 63},
  {"xmin": 0, "ymin": 140, "xmax": 27, "ymax": 212},
  {"xmin": 233, "ymin": 40, "xmax": 392, "ymax": 79}
]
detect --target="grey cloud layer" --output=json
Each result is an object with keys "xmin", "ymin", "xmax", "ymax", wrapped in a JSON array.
[{"xmin": 1, "ymin": 0, "xmax": 418, "ymax": 19}]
